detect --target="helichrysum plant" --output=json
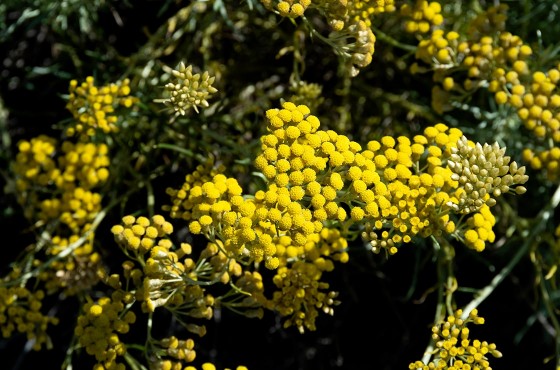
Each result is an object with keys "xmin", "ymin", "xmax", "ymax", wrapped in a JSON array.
[
  {"xmin": 2, "ymin": 1, "xmax": 560, "ymax": 369},
  {"xmin": 157, "ymin": 61, "xmax": 218, "ymax": 116}
]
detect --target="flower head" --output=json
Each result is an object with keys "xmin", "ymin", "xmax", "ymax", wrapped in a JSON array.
[{"xmin": 160, "ymin": 62, "xmax": 218, "ymax": 115}]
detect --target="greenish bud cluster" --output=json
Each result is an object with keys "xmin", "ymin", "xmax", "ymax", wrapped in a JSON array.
[
  {"xmin": 448, "ymin": 135, "xmax": 529, "ymax": 213},
  {"xmin": 162, "ymin": 62, "xmax": 218, "ymax": 115}
]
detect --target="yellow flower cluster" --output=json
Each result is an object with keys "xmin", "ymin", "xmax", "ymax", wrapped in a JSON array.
[
  {"xmin": 523, "ymin": 147, "xmax": 560, "ymax": 181},
  {"xmin": 345, "ymin": 0, "xmax": 396, "ymax": 28},
  {"xmin": 467, "ymin": 3, "xmax": 508, "ymax": 39},
  {"xmin": 259, "ymin": 0, "xmax": 310, "ymax": 18},
  {"xmin": 262, "ymin": 102, "xmax": 525, "ymax": 255},
  {"xmin": 413, "ymin": 5, "xmax": 534, "ymax": 114},
  {"xmin": 164, "ymin": 160, "xmax": 226, "ymax": 220},
  {"xmin": 163, "ymin": 101, "xmax": 527, "ymax": 335},
  {"xmin": 0, "ymin": 269, "xmax": 59, "ymax": 351},
  {"xmin": 409, "ymin": 309, "xmax": 502, "ymax": 370},
  {"xmin": 497, "ymin": 64, "xmax": 560, "ymax": 179},
  {"xmin": 111, "ymin": 214, "xmax": 174, "ymax": 256},
  {"xmin": 262, "ymin": 102, "xmax": 516, "ymax": 254},
  {"xmin": 268, "ymin": 260, "xmax": 339, "ymax": 333},
  {"xmin": 399, "ymin": 0, "xmax": 443, "ymax": 34},
  {"xmin": 111, "ymin": 214, "xmax": 215, "ymax": 339},
  {"xmin": 462, "ymin": 204, "xmax": 496, "ymax": 252},
  {"xmin": 149, "ymin": 336, "xmax": 197, "ymax": 369},
  {"xmin": 14, "ymin": 138, "xmax": 109, "ymax": 222},
  {"xmin": 184, "ymin": 364, "xmax": 248, "ymax": 370},
  {"xmin": 13, "ymin": 135, "xmax": 110, "ymax": 294},
  {"xmin": 75, "ymin": 293, "xmax": 136, "ymax": 370},
  {"xmin": 66, "ymin": 76, "xmax": 137, "ymax": 136}
]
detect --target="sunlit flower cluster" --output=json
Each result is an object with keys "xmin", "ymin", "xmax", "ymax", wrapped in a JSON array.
[
  {"xmin": 12, "ymin": 134, "xmax": 110, "ymax": 295},
  {"xmin": 160, "ymin": 101, "xmax": 528, "ymax": 336},
  {"xmin": 184, "ymin": 364, "xmax": 248, "ymax": 370},
  {"xmin": 412, "ymin": 4, "xmax": 534, "ymax": 114},
  {"xmin": 345, "ymin": 0, "xmax": 396, "ymax": 27},
  {"xmin": 14, "ymin": 137, "xmax": 110, "ymax": 225},
  {"xmin": 148, "ymin": 335, "xmax": 197, "ymax": 369},
  {"xmin": 399, "ymin": 0, "xmax": 443, "ymax": 34},
  {"xmin": 267, "ymin": 260, "xmax": 339, "ymax": 333},
  {"xmin": 75, "ymin": 293, "xmax": 136, "ymax": 370},
  {"xmin": 258, "ymin": 102, "xmax": 524, "ymax": 255},
  {"xmin": 505, "ymin": 65, "xmax": 560, "ymax": 179},
  {"xmin": 66, "ymin": 76, "xmax": 137, "ymax": 136},
  {"xmin": 461, "ymin": 204, "xmax": 496, "ymax": 252},
  {"xmin": 447, "ymin": 135, "xmax": 528, "ymax": 213},
  {"xmin": 409, "ymin": 309, "xmax": 502, "ymax": 370},
  {"xmin": 160, "ymin": 62, "xmax": 218, "ymax": 115}
]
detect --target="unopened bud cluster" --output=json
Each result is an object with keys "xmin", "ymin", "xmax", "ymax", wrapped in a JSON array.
[
  {"xmin": 447, "ymin": 136, "xmax": 528, "ymax": 213},
  {"xmin": 161, "ymin": 62, "xmax": 218, "ymax": 115}
]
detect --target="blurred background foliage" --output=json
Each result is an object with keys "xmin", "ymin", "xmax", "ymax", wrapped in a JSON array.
[{"xmin": 1, "ymin": 0, "xmax": 560, "ymax": 369}]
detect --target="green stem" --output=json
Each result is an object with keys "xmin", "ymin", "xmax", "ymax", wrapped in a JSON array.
[
  {"xmin": 372, "ymin": 27, "xmax": 417, "ymax": 52},
  {"xmin": 421, "ymin": 236, "xmax": 448, "ymax": 364},
  {"xmin": 537, "ymin": 262, "xmax": 560, "ymax": 368},
  {"xmin": 460, "ymin": 183, "xmax": 560, "ymax": 320}
]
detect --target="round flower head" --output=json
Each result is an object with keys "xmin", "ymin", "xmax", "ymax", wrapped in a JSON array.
[{"xmin": 159, "ymin": 62, "xmax": 218, "ymax": 115}]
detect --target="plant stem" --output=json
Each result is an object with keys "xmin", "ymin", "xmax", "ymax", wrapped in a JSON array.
[{"xmin": 460, "ymin": 183, "xmax": 560, "ymax": 321}]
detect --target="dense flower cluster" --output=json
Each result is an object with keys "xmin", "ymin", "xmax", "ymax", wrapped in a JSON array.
[
  {"xmin": 409, "ymin": 309, "xmax": 502, "ymax": 370},
  {"xmin": 184, "ymin": 364, "xmax": 248, "ymax": 370},
  {"xmin": 75, "ymin": 293, "xmax": 136, "ymax": 370},
  {"xmin": 260, "ymin": 0, "xmax": 311, "ymax": 18},
  {"xmin": 259, "ymin": 0, "xmax": 394, "ymax": 76},
  {"xmin": 66, "ymin": 76, "xmax": 137, "ymax": 136},
  {"xmin": 148, "ymin": 335, "xmax": 197, "ymax": 369},
  {"xmin": 267, "ymin": 260, "xmax": 339, "ymax": 333},
  {"xmin": 161, "ymin": 100, "xmax": 528, "ymax": 336},
  {"xmin": 447, "ymin": 136, "xmax": 528, "ymax": 213},
  {"xmin": 111, "ymin": 214, "xmax": 213, "ymax": 322},
  {"xmin": 9, "ymin": 75, "xmax": 138, "ymax": 299},
  {"xmin": 399, "ymin": 0, "xmax": 443, "ymax": 34},
  {"xmin": 412, "ymin": 4, "xmax": 533, "ymax": 114},
  {"xmin": 160, "ymin": 62, "xmax": 218, "ymax": 115},
  {"xmin": 512, "ymin": 65, "xmax": 560, "ymax": 179},
  {"xmin": 408, "ymin": 3, "xmax": 560, "ymax": 187},
  {"xmin": 0, "ymin": 269, "xmax": 59, "ymax": 351},
  {"xmin": 12, "ymin": 135, "xmax": 110, "ymax": 295}
]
